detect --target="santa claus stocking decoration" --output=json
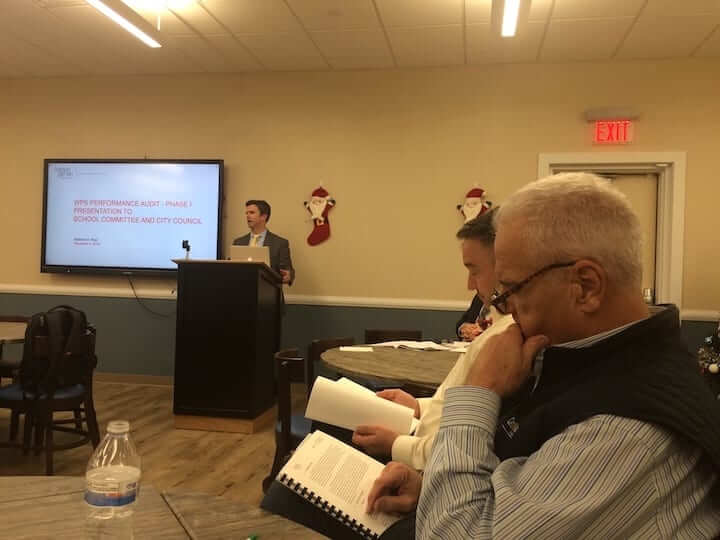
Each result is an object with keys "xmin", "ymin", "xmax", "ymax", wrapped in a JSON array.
[
  {"xmin": 457, "ymin": 187, "xmax": 492, "ymax": 222},
  {"xmin": 304, "ymin": 186, "xmax": 336, "ymax": 246}
]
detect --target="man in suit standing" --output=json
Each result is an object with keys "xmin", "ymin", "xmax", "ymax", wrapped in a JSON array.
[{"xmin": 233, "ymin": 200, "xmax": 295, "ymax": 285}]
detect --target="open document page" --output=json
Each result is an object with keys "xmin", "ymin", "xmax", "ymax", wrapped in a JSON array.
[
  {"xmin": 277, "ymin": 430, "xmax": 401, "ymax": 537},
  {"xmin": 306, "ymin": 377, "xmax": 415, "ymax": 434}
]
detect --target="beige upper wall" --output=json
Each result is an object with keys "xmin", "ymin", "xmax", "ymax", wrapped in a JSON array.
[{"xmin": 1, "ymin": 59, "xmax": 719, "ymax": 310}]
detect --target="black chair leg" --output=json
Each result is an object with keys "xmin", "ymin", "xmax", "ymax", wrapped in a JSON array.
[
  {"xmin": 45, "ymin": 411, "xmax": 54, "ymax": 476},
  {"xmin": 73, "ymin": 409, "xmax": 83, "ymax": 431},
  {"xmin": 263, "ymin": 448, "xmax": 285, "ymax": 494},
  {"xmin": 10, "ymin": 410, "xmax": 20, "ymax": 441},
  {"xmin": 22, "ymin": 413, "xmax": 33, "ymax": 455},
  {"xmin": 263, "ymin": 431, "xmax": 292, "ymax": 494},
  {"xmin": 85, "ymin": 399, "xmax": 101, "ymax": 447},
  {"xmin": 33, "ymin": 415, "xmax": 44, "ymax": 456}
]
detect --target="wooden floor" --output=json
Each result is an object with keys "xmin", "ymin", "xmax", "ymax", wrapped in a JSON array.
[{"xmin": 0, "ymin": 380, "xmax": 307, "ymax": 506}]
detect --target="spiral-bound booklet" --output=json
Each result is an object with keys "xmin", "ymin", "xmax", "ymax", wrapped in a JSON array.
[{"xmin": 275, "ymin": 430, "xmax": 401, "ymax": 539}]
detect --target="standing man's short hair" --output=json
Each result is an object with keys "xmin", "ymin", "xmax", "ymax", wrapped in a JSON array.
[
  {"xmin": 246, "ymin": 200, "xmax": 271, "ymax": 222},
  {"xmin": 456, "ymin": 208, "xmax": 497, "ymax": 246}
]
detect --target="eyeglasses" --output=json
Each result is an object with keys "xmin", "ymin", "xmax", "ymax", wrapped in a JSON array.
[{"xmin": 490, "ymin": 261, "xmax": 577, "ymax": 315}]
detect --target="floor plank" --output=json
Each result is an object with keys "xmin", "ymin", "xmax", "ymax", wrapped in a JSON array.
[{"xmin": 0, "ymin": 381, "xmax": 307, "ymax": 506}]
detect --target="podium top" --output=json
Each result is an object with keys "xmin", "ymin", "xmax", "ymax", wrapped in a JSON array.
[
  {"xmin": 171, "ymin": 259, "xmax": 281, "ymax": 281},
  {"xmin": 172, "ymin": 258, "xmax": 268, "ymax": 264}
]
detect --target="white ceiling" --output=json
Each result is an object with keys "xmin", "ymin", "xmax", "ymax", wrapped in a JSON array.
[{"xmin": 2, "ymin": 0, "xmax": 720, "ymax": 78}]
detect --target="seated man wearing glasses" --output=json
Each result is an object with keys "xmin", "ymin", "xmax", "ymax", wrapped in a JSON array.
[{"xmin": 368, "ymin": 173, "xmax": 720, "ymax": 539}]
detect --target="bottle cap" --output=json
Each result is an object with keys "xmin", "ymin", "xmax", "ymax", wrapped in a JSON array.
[{"xmin": 107, "ymin": 420, "xmax": 130, "ymax": 434}]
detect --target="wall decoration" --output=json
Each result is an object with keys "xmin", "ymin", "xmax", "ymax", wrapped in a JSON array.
[
  {"xmin": 457, "ymin": 186, "xmax": 492, "ymax": 222},
  {"xmin": 304, "ymin": 186, "xmax": 335, "ymax": 246}
]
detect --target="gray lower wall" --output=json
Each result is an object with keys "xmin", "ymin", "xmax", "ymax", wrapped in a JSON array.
[
  {"xmin": 1, "ymin": 293, "xmax": 177, "ymax": 375},
  {"xmin": 1, "ymin": 293, "xmax": 716, "ymax": 376}
]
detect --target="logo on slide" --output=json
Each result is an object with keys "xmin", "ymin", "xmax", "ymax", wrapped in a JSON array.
[{"xmin": 56, "ymin": 167, "xmax": 73, "ymax": 179}]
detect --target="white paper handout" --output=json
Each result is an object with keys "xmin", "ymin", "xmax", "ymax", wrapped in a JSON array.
[
  {"xmin": 335, "ymin": 377, "xmax": 376, "ymax": 395},
  {"xmin": 305, "ymin": 376, "xmax": 415, "ymax": 434},
  {"xmin": 371, "ymin": 340, "xmax": 468, "ymax": 352}
]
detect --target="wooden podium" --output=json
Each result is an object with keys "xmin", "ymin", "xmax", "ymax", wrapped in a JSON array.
[{"xmin": 172, "ymin": 259, "xmax": 282, "ymax": 433}]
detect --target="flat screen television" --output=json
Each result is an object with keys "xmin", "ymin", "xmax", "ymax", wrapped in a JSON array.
[{"xmin": 42, "ymin": 159, "xmax": 223, "ymax": 276}]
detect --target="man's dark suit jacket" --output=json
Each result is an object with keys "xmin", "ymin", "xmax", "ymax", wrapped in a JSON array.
[
  {"xmin": 232, "ymin": 230, "xmax": 295, "ymax": 285},
  {"xmin": 455, "ymin": 293, "xmax": 483, "ymax": 337}
]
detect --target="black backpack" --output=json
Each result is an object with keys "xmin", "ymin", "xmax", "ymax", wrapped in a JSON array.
[{"xmin": 20, "ymin": 305, "xmax": 97, "ymax": 397}]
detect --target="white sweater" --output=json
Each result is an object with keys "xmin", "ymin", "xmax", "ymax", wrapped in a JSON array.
[{"xmin": 391, "ymin": 307, "xmax": 514, "ymax": 470}]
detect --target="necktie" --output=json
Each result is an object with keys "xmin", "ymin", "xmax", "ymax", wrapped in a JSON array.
[{"xmin": 249, "ymin": 234, "xmax": 259, "ymax": 247}]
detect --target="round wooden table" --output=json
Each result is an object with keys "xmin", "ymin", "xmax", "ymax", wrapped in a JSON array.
[
  {"xmin": 0, "ymin": 322, "xmax": 26, "ymax": 345},
  {"xmin": 320, "ymin": 346, "xmax": 462, "ymax": 391}
]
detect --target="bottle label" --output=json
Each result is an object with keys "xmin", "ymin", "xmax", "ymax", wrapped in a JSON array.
[{"xmin": 85, "ymin": 467, "xmax": 140, "ymax": 507}]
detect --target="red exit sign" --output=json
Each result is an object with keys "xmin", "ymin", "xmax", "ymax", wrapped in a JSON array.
[{"xmin": 594, "ymin": 120, "xmax": 633, "ymax": 144}]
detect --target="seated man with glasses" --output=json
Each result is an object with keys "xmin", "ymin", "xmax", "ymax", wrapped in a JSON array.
[{"xmin": 368, "ymin": 173, "xmax": 720, "ymax": 539}]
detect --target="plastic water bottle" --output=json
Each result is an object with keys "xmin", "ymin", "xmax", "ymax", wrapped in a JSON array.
[{"xmin": 85, "ymin": 420, "xmax": 141, "ymax": 539}]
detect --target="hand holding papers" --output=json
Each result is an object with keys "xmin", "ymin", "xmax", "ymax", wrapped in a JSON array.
[{"xmin": 305, "ymin": 377, "xmax": 416, "ymax": 434}]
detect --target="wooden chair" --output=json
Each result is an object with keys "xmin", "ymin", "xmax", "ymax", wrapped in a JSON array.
[
  {"xmin": 0, "ymin": 328, "xmax": 101, "ymax": 475},
  {"xmin": 263, "ymin": 348, "xmax": 312, "ymax": 493},
  {"xmin": 306, "ymin": 337, "xmax": 355, "ymax": 399},
  {"xmin": 364, "ymin": 329, "xmax": 422, "ymax": 344},
  {"xmin": 0, "ymin": 315, "xmax": 29, "ymax": 385}
]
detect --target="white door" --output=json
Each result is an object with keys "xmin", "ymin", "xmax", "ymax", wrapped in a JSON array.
[
  {"xmin": 553, "ymin": 171, "xmax": 659, "ymax": 299},
  {"xmin": 611, "ymin": 174, "xmax": 658, "ymax": 298}
]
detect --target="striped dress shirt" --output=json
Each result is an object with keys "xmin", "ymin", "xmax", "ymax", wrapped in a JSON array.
[{"xmin": 416, "ymin": 325, "xmax": 720, "ymax": 539}]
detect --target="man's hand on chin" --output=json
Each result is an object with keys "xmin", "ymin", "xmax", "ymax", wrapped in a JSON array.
[{"xmin": 465, "ymin": 323, "xmax": 548, "ymax": 397}]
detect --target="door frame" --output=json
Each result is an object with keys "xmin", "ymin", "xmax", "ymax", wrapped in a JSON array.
[{"xmin": 538, "ymin": 152, "xmax": 686, "ymax": 311}]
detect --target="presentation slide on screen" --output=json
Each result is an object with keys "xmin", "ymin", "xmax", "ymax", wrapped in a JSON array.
[{"xmin": 45, "ymin": 162, "xmax": 221, "ymax": 270}]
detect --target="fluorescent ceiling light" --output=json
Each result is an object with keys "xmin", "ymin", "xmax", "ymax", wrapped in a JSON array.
[
  {"xmin": 501, "ymin": 0, "xmax": 521, "ymax": 37},
  {"xmin": 86, "ymin": 0, "xmax": 162, "ymax": 48},
  {"xmin": 122, "ymin": 0, "xmax": 196, "ymax": 9}
]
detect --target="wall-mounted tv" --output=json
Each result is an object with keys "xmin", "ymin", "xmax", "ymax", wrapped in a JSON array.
[{"xmin": 42, "ymin": 159, "xmax": 223, "ymax": 276}]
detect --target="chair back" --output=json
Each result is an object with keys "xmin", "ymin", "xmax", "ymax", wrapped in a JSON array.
[
  {"xmin": 274, "ymin": 348, "xmax": 304, "ymax": 453},
  {"xmin": 21, "ymin": 307, "xmax": 96, "ymax": 396},
  {"xmin": 364, "ymin": 329, "xmax": 422, "ymax": 344},
  {"xmin": 307, "ymin": 337, "xmax": 355, "ymax": 398}
]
